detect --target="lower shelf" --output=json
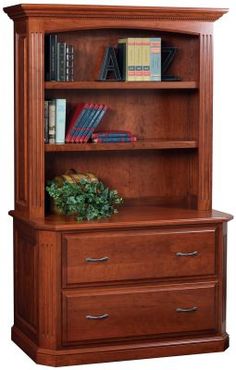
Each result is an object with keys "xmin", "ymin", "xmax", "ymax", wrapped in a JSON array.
[
  {"xmin": 12, "ymin": 326, "xmax": 229, "ymax": 366},
  {"xmin": 45, "ymin": 140, "xmax": 198, "ymax": 152}
]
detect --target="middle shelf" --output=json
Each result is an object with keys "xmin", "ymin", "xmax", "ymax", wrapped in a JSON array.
[
  {"xmin": 45, "ymin": 140, "xmax": 198, "ymax": 152},
  {"xmin": 45, "ymin": 81, "xmax": 198, "ymax": 90}
]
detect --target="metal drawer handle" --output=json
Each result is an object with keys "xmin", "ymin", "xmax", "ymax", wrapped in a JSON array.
[
  {"xmin": 176, "ymin": 251, "xmax": 199, "ymax": 257},
  {"xmin": 176, "ymin": 306, "xmax": 198, "ymax": 313},
  {"xmin": 86, "ymin": 314, "xmax": 109, "ymax": 320},
  {"xmin": 85, "ymin": 256, "xmax": 109, "ymax": 263}
]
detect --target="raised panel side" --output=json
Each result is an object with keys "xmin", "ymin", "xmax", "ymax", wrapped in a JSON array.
[
  {"xmin": 14, "ymin": 220, "xmax": 38, "ymax": 342},
  {"xmin": 217, "ymin": 223, "xmax": 228, "ymax": 335}
]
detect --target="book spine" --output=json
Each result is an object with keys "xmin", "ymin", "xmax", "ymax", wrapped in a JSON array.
[
  {"xmin": 45, "ymin": 36, "xmax": 50, "ymax": 81},
  {"xmin": 67, "ymin": 105, "xmax": 89, "ymax": 143},
  {"xmin": 44, "ymin": 100, "xmax": 49, "ymax": 143},
  {"xmin": 70, "ymin": 104, "xmax": 94, "ymax": 143},
  {"xmin": 49, "ymin": 34, "xmax": 58, "ymax": 81},
  {"xmin": 92, "ymin": 136, "xmax": 137, "ymax": 143},
  {"xmin": 57, "ymin": 42, "xmax": 66, "ymax": 81},
  {"xmin": 93, "ymin": 130, "xmax": 132, "ymax": 137},
  {"xmin": 135, "ymin": 38, "xmax": 143, "ymax": 81},
  {"xmin": 55, "ymin": 99, "xmax": 67, "ymax": 144},
  {"xmin": 127, "ymin": 38, "xmax": 135, "ymax": 81},
  {"xmin": 142, "ymin": 38, "xmax": 151, "ymax": 81},
  {"xmin": 77, "ymin": 105, "xmax": 100, "ymax": 143},
  {"xmin": 150, "ymin": 38, "xmax": 161, "ymax": 81},
  {"xmin": 83, "ymin": 106, "xmax": 108, "ymax": 143},
  {"xmin": 65, "ymin": 103, "xmax": 83, "ymax": 143},
  {"xmin": 66, "ymin": 45, "xmax": 74, "ymax": 82},
  {"xmin": 92, "ymin": 133, "xmax": 133, "ymax": 139},
  {"xmin": 81, "ymin": 105, "xmax": 104, "ymax": 143},
  {"xmin": 48, "ymin": 100, "xmax": 56, "ymax": 144}
]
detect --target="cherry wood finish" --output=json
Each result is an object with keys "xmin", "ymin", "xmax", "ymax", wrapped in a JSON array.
[
  {"xmin": 45, "ymin": 140, "xmax": 198, "ymax": 152},
  {"xmin": 45, "ymin": 81, "xmax": 198, "ymax": 90},
  {"xmin": 4, "ymin": 3, "xmax": 232, "ymax": 367},
  {"xmin": 62, "ymin": 283, "xmax": 217, "ymax": 344},
  {"xmin": 62, "ymin": 227, "xmax": 217, "ymax": 287}
]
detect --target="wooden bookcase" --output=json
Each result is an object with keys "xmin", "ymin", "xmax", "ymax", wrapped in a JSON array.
[{"xmin": 4, "ymin": 4, "xmax": 233, "ymax": 366}]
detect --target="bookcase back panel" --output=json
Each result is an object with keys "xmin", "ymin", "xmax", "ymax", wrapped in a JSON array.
[
  {"xmin": 46, "ymin": 90, "xmax": 198, "ymax": 141},
  {"xmin": 55, "ymin": 29, "xmax": 199, "ymax": 82},
  {"xmin": 45, "ymin": 150, "xmax": 197, "ymax": 210}
]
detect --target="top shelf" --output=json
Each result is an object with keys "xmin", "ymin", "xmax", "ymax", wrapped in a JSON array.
[{"xmin": 45, "ymin": 81, "xmax": 198, "ymax": 90}]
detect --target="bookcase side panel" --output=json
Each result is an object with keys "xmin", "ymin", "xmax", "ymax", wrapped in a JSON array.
[
  {"xmin": 27, "ymin": 29, "xmax": 45, "ymax": 218},
  {"xmin": 14, "ymin": 21, "xmax": 45, "ymax": 219},
  {"xmin": 14, "ymin": 23, "xmax": 29, "ymax": 215}
]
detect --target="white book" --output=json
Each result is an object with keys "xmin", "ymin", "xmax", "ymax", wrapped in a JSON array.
[{"xmin": 55, "ymin": 99, "xmax": 67, "ymax": 144}]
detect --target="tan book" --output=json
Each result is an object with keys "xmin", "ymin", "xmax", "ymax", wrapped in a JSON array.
[
  {"xmin": 142, "ymin": 38, "xmax": 151, "ymax": 81},
  {"xmin": 134, "ymin": 38, "xmax": 143, "ymax": 81}
]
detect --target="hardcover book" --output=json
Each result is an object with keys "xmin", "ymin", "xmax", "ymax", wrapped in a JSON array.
[{"xmin": 55, "ymin": 99, "xmax": 67, "ymax": 144}]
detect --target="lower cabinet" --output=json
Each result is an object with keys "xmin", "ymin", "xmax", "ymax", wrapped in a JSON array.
[
  {"xmin": 12, "ymin": 220, "xmax": 229, "ymax": 366},
  {"xmin": 62, "ymin": 282, "xmax": 217, "ymax": 345}
]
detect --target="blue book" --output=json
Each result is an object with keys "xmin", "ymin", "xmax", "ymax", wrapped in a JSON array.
[
  {"xmin": 55, "ymin": 99, "xmax": 66, "ymax": 144},
  {"xmin": 70, "ymin": 103, "xmax": 93, "ymax": 142},
  {"xmin": 150, "ymin": 38, "xmax": 161, "ymax": 81},
  {"xmin": 92, "ymin": 136, "xmax": 136, "ymax": 143},
  {"xmin": 75, "ymin": 104, "xmax": 100, "ymax": 143},
  {"xmin": 78, "ymin": 105, "xmax": 104, "ymax": 143},
  {"xmin": 83, "ymin": 105, "xmax": 108, "ymax": 143}
]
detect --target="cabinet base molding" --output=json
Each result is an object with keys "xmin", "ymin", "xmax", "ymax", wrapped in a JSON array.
[{"xmin": 12, "ymin": 326, "xmax": 229, "ymax": 367}]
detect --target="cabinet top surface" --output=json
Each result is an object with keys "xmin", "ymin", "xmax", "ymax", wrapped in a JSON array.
[{"xmin": 4, "ymin": 4, "xmax": 228, "ymax": 22}]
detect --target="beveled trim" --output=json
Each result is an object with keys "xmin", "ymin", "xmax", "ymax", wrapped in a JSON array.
[{"xmin": 4, "ymin": 4, "xmax": 228, "ymax": 22}]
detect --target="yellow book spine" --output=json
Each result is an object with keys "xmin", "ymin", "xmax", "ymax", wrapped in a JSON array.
[
  {"xmin": 127, "ymin": 38, "xmax": 135, "ymax": 81},
  {"xmin": 135, "ymin": 38, "xmax": 143, "ymax": 81},
  {"xmin": 142, "ymin": 38, "xmax": 151, "ymax": 81}
]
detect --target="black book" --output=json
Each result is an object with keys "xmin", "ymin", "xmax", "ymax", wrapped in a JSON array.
[
  {"xmin": 57, "ymin": 42, "xmax": 66, "ymax": 81},
  {"xmin": 45, "ymin": 34, "xmax": 58, "ymax": 81},
  {"xmin": 65, "ymin": 45, "xmax": 74, "ymax": 82}
]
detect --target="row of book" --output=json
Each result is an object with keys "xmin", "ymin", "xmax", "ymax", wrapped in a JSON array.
[
  {"xmin": 45, "ymin": 34, "xmax": 74, "ymax": 82},
  {"xmin": 65, "ymin": 103, "xmax": 108, "ymax": 143},
  {"xmin": 118, "ymin": 37, "xmax": 161, "ymax": 81},
  {"xmin": 44, "ymin": 100, "xmax": 137, "ymax": 144}
]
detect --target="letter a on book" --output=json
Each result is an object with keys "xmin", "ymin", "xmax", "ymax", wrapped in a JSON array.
[{"xmin": 99, "ymin": 47, "xmax": 122, "ymax": 81}]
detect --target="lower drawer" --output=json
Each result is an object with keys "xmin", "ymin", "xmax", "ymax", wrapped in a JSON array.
[{"xmin": 62, "ymin": 283, "xmax": 217, "ymax": 345}]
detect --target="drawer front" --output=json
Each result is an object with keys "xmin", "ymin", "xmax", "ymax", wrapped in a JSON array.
[
  {"xmin": 62, "ymin": 283, "xmax": 217, "ymax": 344},
  {"xmin": 62, "ymin": 227, "xmax": 216, "ymax": 286}
]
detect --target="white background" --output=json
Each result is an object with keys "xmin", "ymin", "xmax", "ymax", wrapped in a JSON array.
[{"xmin": 0, "ymin": 0, "xmax": 235, "ymax": 369}]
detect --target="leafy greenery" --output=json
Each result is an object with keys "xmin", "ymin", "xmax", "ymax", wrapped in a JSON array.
[{"xmin": 46, "ymin": 178, "xmax": 123, "ymax": 221}]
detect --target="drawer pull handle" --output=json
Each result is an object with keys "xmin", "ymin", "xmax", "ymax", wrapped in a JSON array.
[
  {"xmin": 176, "ymin": 306, "xmax": 198, "ymax": 313},
  {"xmin": 85, "ymin": 256, "xmax": 109, "ymax": 263},
  {"xmin": 86, "ymin": 314, "xmax": 109, "ymax": 320},
  {"xmin": 176, "ymin": 251, "xmax": 198, "ymax": 257}
]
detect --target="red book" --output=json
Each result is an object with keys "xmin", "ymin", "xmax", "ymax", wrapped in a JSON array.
[{"xmin": 65, "ymin": 103, "xmax": 86, "ymax": 143}]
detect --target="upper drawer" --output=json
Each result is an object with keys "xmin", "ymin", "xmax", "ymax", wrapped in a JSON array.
[{"xmin": 62, "ymin": 227, "xmax": 217, "ymax": 287}]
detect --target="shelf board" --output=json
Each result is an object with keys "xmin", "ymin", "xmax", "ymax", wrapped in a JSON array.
[
  {"xmin": 45, "ymin": 81, "xmax": 198, "ymax": 90},
  {"xmin": 45, "ymin": 140, "xmax": 198, "ymax": 152}
]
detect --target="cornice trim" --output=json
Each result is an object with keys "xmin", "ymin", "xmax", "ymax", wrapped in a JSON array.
[{"xmin": 4, "ymin": 4, "xmax": 228, "ymax": 22}]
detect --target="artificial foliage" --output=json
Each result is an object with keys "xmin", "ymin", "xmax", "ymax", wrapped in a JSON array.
[{"xmin": 46, "ymin": 178, "xmax": 123, "ymax": 221}]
